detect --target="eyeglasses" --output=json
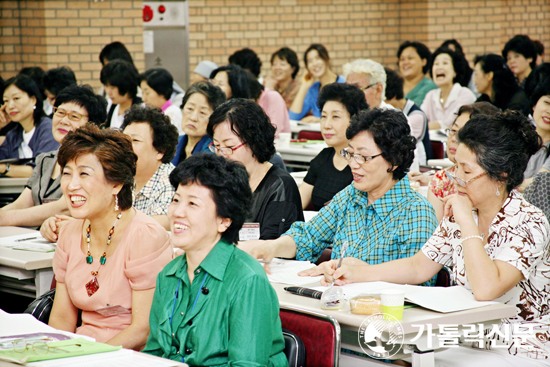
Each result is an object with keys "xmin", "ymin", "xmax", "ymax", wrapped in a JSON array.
[
  {"xmin": 446, "ymin": 167, "xmax": 486, "ymax": 187},
  {"xmin": 53, "ymin": 107, "xmax": 88, "ymax": 123},
  {"xmin": 444, "ymin": 128, "xmax": 459, "ymax": 138},
  {"xmin": 209, "ymin": 142, "xmax": 245, "ymax": 156},
  {"xmin": 360, "ymin": 83, "xmax": 377, "ymax": 91},
  {"xmin": 12, "ymin": 339, "xmax": 82, "ymax": 355},
  {"xmin": 340, "ymin": 148, "xmax": 382, "ymax": 164}
]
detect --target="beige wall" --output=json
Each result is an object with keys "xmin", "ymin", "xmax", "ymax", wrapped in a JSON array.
[{"xmin": 1, "ymin": 0, "xmax": 549, "ymax": 90}]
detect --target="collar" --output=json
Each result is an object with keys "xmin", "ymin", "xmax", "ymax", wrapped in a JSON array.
[
  {"xmin": 353, "ymin": 176, "xmax": 413, "ymax": 219},
  {"xmin": 165, "ymin": 238, "xmax": 235, "ymax": 282},
  {"xmin": 161, "ymin": 99, "xmax": 173, "ymax": 112},
  {"xmin": 379, "ymin": 100, "xmax": 396, "ymax": 110}
]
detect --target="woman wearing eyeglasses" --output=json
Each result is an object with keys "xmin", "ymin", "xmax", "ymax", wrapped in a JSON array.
[
  {"xmin": 208, "ymin": 99, "xmax": 303, "ymax": 240},
  {"xmin": 171, "ymin": 82, "xmax": 226, "ymax": 166},
  {"xmin": 244, "ymin": 109, "xmax": 437, "ymax": 282},
  {"xmin": 0, "ymin": 75, "xmax": 59, "ymax": 178},
  {"xmin": 0, "ymin": 85, "xmax": 107, "ymax": 228},
  {"xmin": 318, "ymin": 112, "xmax": 550, "ymax": 365}
]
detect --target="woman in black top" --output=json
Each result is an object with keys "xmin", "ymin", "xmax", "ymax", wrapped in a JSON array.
[
  {"xmin": 300, "ymin": 83, "xmax": 369, "ymax": 210},
  {"xmin": 208, "ymin": 99, "xmax": 303, "ymax": 240}
]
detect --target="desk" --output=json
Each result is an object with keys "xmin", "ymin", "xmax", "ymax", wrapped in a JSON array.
[
  {"xmin": 0, "ymin": 178, "xmax": 27, "ymax": 195},
  {"xmin": 272, "ymin": 282, "xmax": 517, "ymax": 367},
  {"xmin": 289, "ymin": 120, "xmax": 321, "ymax": 136},
  {"xmin": 276, "ymin": 142, "xmax": 326, "ymax": 163},
  {"xmin": 428, "ymin": 130, "xmax": 448, "ymax": 143},
  {"xmin": 0, "ymin": 227, "xmax": 54, "ymax": 298}
]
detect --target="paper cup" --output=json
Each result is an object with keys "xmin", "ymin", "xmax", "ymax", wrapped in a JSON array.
[
  {"xmin": 278, "ymin": 132, "xmax": 291, "ymax": 147},
  {"xmin": 380, "ymin": 289, "xmax": 405, "ymax": 320}
]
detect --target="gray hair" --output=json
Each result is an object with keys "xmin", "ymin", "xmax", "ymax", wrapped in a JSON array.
[{"xmin": 343, "ymin": 59, "xmax": 387, "ymax": 100}]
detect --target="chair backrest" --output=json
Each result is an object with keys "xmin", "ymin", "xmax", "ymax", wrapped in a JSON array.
[
  {"xmin": 435, "ymin": 266, "xmax": 453, "ymax": 287},
  {"xmin": 315, "ymin": 248, "xmax": 332, "ymax": 266},
  {"xmin": 297, "ymin": 130, "xmax": 323, "ymax": 141},
  {"xmin": 283, "ymin": 328, "xmax": 306, "ymax": 367},
  {"xmin": 280, "ymin": 306, "xmax": 341, "ymax": 367},
  {"xmin": 431, "ymin": 141, "xmax": 445, "ymax": 160}
]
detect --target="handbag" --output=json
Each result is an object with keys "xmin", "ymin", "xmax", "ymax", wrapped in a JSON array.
[{"xmin": 24, "ymin": 288, "xmax": 56, "ymax": 324}]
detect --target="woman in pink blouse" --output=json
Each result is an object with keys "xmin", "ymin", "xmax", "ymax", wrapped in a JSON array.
[
  {"xmin": 49, "ymin": 125, "xmax": 173, "ymax": 350},
  {"xmin": 320, "ymin": 112, "xmax": 550, "ymax": 364}
]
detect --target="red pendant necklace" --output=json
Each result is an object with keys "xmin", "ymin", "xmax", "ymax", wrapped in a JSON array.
[{"xmin": 85, "ymin": 212, "xmax": 122, "ymax": 297}]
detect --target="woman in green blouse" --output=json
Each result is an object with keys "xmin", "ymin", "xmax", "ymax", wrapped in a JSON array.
[{"xmin": 142, "ymin": 153, "xmax": 288, "ymax": 366}]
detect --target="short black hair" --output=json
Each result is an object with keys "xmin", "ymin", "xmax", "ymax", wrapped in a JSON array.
[
  {"xmin": 384, "ymin": 67, "xmax": 404, "ymax": 100},
  {"xmin": 397, "ymin": 41, "xmax": 432, "ymax": 74},
  {"xmin": 502, "ymin": 35, "xmax": 537, "ymax": 70},
  {"xmin": 456, "ymin": 102, "xmax": 501, "ymax": 122},
  {"xmin": 318, "ymin": 82, "xmax": 369, "ymax": 117},
  {"xmin": 440, "ymin": 39, "xmax": 465, "ymax": 58},
  {"xmin": 304, "ymin": 43, "xmax": 331, "ymax": 70},
  {"xmin": 430, "ymin": 47, "xmax": 465, "ymax": 84},
  {"xmin": 533, "ymin": 40, "xmax": 545, "ymax": 57},
  {"xmin": 530, "ymin": 79, "xmax": 550, "ymax": 112},
  {"xmin": 228, "ymin": 48, "xmax": 262, "ymax": 78},
  {"xmin": 99, "ymin": 41, "xmax": 134, "ymax": 66},
  {"xmin": 3, "ymin": 74, "xmax": 46, "ymax": 125},
  {"xmin": 180, "ymin": 81, "xmax": 226, "ymax": 111},
  {"xmin": 458, "ymin": 111, "xmax": 542, "ymax": 192},
  {"xmin": 100, "ymin": 59, "xmax": 140, "ymax": 99},
  {"xmin": 19, "ymin": 66, "xmax": 46, "ymax": 99},
  {"xmin": 246, "ymin": 70, "xmax": 264, "ymax": 101},
  {"xmin": 524, "ymin": 63, "xmax": 550, "ymax": 101},
  {"xmin": 140, "ymin": 68, "xmax": 174, "ymax": 100},
  {"xmin": 473, "ymin": 54, "xmax": 519, "ymax": 110},
  {"xmin": 346, "ymin": 108, "xmax": 416, "ymax": 180},
  {"xmin": 271, "ymin": 47, "xmax": 300, "ymax": 79},
  {"xmin": 121, "ymin": 105, "xmax": 179, "ymax": 163},
  {"xmin": 169, "ymin": 152, "xmax": 252, "ymax": 244},
  {"xmin": 210, "ymin": 64, "xmax": 250, "ymax": 99},
  {"xmin": 207, "ymin": 98, "xmax": 276, "ymax": 163},
  {"xmin": 54, "ymin": 85, "xmax": 108, "ymax": 126},
  {"xmin": 42, "ymin": 67, "xmax": 77, "ymax": 97}
]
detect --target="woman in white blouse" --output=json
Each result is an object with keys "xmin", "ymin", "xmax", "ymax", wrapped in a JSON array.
[
  {"xmin": 316, "ymin": 111, "xmax": 550, "ymax": 365},
  {"xmin": 421, "ymin": 48, "xmax": 476, "ymax": 130}
]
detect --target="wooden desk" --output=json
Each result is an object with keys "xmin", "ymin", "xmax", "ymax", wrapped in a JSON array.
[
  {"xmin": 0, "ymin": 178, "xmax": 27, "ymax": 195},
  {"xmin": 0, "ymin": 227, "xmax": 54, "ymax": 298},
  {"xmin": 272, "ymin": 282, "xmax": 517, "ymax": 366}
]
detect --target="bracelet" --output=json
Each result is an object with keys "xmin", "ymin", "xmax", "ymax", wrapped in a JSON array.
[
  {"xmin": 2, "ymin": 163, "xmax": 9, "ymax": 175},
  {"xmin": 462, "ymin": 235, "xmax": 483, "ymax": 243}
]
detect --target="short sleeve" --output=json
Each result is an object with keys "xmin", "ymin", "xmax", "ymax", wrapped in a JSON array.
[
  {"xmin": 123, "ymin": 217, "xmax": 173, "ymax": 290},
  {"xmin": 421, "ymin": 219, "xmax": 455, "ymax": 267},
  {"xmin": 52, "ymin": 219, "xmax": 81, "ymax": 283},
  {"xmin": 288, "ymin": 83, "xmax": 318, "ymax": 120}
]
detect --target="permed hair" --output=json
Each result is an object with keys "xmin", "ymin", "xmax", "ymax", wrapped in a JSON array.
[
  {"xmin": 502, "ymin": 35, "xmax": 537, "ymax": 70},
  {"xmin": 458, "ymin": 111, "xmax": 542, "ymax": 192},
  {"xmin": 343, "ymin": 59, "xmax": 387, "ymax": 100},
  {"xmin": 429, "ymin": 48, "xmax": 465, "ymax": 84},
  {"xmin": 228, "ymin": 48, "xmax": 262, "ymax": 78},
  {"xmin": 180, "ymin": 81, "xmax": 226, "ymax": 111},
  {"xmin": 384, "ymin": 67, "xmax": 405, "ymax": 101},
  {"xmin": 207, "ymin": 98, "xmax": 276, "ymax": 163},
  {"xmin": 54, "ymin": 85, "xmax": 108, "ymax": 126},
  {"xmin": 318, "ymin": 82, "xmax": 370, "ymax": 117},
  {"xmin": 169, "ymin": 152, "xmax": 252, "ymax": 244},
  {"xmin": 57, "ymin": 124, "xmax": 137, "ymax": 210},
  {"xmin": 346, "ymin": 108, "xmax": 416, "ymax": 180},
  {"xmin": 271, "ymin": 47, "xmax": 300, "ymax": 79},
  {"xmin": 121, "ymin": 105, "xmax": 179, "ymax": 163},
  {"xmin": 397, "ymin": 41, "xmax": 432, "ymax": 74},
  {"xmin": 42, "ymin": 67, "xmax": 77, "ymax": 97}
]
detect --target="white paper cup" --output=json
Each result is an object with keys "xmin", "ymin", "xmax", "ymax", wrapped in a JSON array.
[
  {"xmin": 380, "ymin": 289, "xmax": 405, "ymax": 320},
  {"xmin": 278, "ymin": 132, "xmax": 291, "ymax": 147}
]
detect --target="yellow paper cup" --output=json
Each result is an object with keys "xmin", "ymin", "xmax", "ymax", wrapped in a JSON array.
[{"xmin": 380, "ymin": 289, "xmax": 405, "ymax": 320}]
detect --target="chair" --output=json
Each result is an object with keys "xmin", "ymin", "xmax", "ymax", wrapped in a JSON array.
[
  {"xmin": 435, "ymin": 266, "xmax": 453, "ymax": 287},
  {"xmin": 431, "ymin": 141, "xmax": 445, "ymax": 160},
  {"xmin": 297, "ymin": 130, "xmax": 323, "ymax": 141},
  {"xmin": 280, "ymin": 306, "xmax": 341, "ymax": 367},
  {"xmin": 283, "ymin": 328, "xmax": 306, "ymax": 367},
  {"xmin": 314, "ymin": 248, "xmax": 332, "ymax": 266}
]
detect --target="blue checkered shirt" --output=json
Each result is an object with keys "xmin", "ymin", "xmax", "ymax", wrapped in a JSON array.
[
  {"xmin": 134, "ymin": 163, "xmax": 175, "ymax": 216},
  {"xmin": 286, "ymin": 176, "xmax": 438, "ymax": 285}
]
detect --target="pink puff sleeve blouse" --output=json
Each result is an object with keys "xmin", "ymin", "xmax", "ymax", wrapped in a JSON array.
[{"xmin": 53, "ymin": 210, "xmax": 173, "ymax": 343}]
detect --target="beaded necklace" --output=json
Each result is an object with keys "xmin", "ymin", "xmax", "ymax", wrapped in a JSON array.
[{"xmin": 84, "ymin": 212, "xmax": 122, "ymax": 297}]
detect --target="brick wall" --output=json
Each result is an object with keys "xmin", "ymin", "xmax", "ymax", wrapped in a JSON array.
[{"xmin": 1, "ymin": 0, "xmax": 549, "ymax": 90}]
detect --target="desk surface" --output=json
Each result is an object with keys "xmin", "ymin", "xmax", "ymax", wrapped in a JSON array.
[
  {"xmin": 429, "ymin": 130, "xmax": 448, "ymax": 143},
  {"xmin": 276, "ymin": 142, "xmax": 326, "ymax": 163},
  {"xmin": 0, "ymin": 178, "xmax": 27, "ymax": 195},
  {"xmin": 0, "ymin": 227, "xmax": 53, "ymax": 271},
  {"xmin": 289, "ymin": 120, "xmax": 321, "ymax": 133}
]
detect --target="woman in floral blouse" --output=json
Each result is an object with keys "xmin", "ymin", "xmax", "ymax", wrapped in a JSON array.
[{"xmin": 320, "ymin": 111, "xmax": 550, "ymax": 365}]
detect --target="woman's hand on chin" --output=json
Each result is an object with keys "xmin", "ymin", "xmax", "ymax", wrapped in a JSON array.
[
  {"xmin": 0, "ymin": 104, "xmax": 10, "ymax": 129},
  {"xmin": 443, "ymin": 194, "xmax": 475, "ymax": 227}
]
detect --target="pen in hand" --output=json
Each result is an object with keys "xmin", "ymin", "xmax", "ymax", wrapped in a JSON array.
[{"xmin": 330, "ymin": 240, "xmax": 349, "ymax": 287}]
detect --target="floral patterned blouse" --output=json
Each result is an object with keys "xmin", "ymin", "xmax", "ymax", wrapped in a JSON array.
[
  {"xmin": 429, "ymin": 165, "xmax": 456, "ymax": 200},
  {"xmin": 422, "ymin": 190, "xmax": 550, "ymax": 360}
]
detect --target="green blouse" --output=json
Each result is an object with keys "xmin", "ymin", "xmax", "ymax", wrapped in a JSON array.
[
  {"xmin": 142, "ymin": 238, "xmax": 288, "ymax": 367},
  {"xmin": 406, "ymin": 77, "xmax": 438, "ymax": 107}
]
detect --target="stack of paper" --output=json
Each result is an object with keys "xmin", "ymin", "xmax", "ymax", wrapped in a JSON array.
[
  {"xmin": 265, "ymin": 260, "xmax": 323, "ymax": 286},
  {"xmin": 0, "ymin": 233, "xmax": 56, "ymax": 252}
]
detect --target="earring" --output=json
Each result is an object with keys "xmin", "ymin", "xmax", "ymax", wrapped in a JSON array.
[
  {"xmin": 33, "ymin": 105, "xmax": 36, "ymax": 110},
  {"xmin": 496, "ymin": 185, "xmax": 500, "ymax": 196},
  {"xmin": 114, "ymin": 195, "xmax": 120, "ymax": 211}
]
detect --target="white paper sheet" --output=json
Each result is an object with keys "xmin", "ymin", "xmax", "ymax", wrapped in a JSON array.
[
  {"xmin": 311, "ymin": 282, "xmax": 498, "ymax": 313},
  {"xmin": 265, "ymin": 260, "xmax": 323, "ymax": 286},
  {"xmin": 0, "ymin": 233, "xmax": 55, "ymax": 250}
]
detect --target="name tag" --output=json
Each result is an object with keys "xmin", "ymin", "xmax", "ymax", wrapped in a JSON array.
[
  {"xmin": 239, "ymin": 223, "xmax": 260, "ymax": 241},
  {"xmin": 94, "ymin": 305, "xmax": 131, "ymax": 317}
]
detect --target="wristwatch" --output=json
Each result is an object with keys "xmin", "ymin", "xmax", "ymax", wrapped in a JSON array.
[{"xmin": 2, "ymin": 163, "xmax": 10, "ymax": 175}]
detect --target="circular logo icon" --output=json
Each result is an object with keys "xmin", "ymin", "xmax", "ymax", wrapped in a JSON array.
[{"xmin": 358, "ymin": 313, "xmax": 405, "ymax": 359}]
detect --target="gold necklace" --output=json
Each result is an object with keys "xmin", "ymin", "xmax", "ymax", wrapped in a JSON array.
[{"xmin": 84, "ymin": 213, "xmax": 122, "ymax": 297}]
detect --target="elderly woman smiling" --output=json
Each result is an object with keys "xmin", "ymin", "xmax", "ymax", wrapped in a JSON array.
[
  {"xmin": 246, "ymin": 109, "xmax": 437, "ymax": 280},
  {"xmin": 321, "ymin": 112, "xmax": 550, "ymax": 365},
  {"xmin": 49, "ymin": 125, "xmax": 173, "ymax": 349},
  {"xmin": 142, "ymin": 153, "xmax": 287, "ymax": 366}
]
